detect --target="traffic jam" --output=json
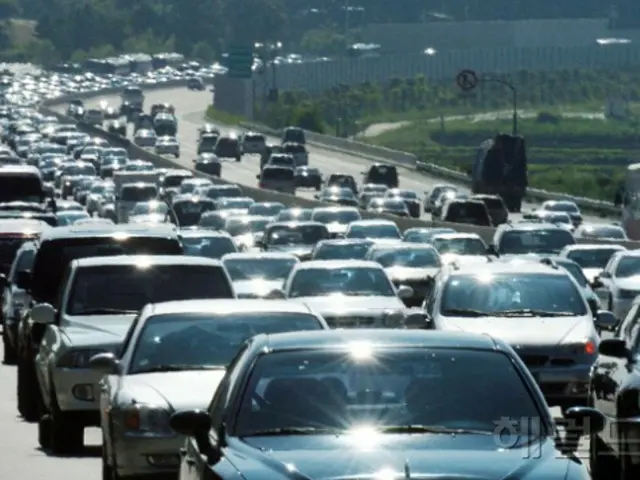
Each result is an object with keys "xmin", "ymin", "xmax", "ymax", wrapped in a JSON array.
[{"xmin": 0, "ymin": 65, "xmax": 636, "ymax": 480}]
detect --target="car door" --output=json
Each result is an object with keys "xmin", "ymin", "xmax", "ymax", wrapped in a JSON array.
[
  {"xmin": 594, "ymin": 253, "xmax": 619, "ymax": 307},
  {"xmin": 592, "ymin": 301, "xmax": 640, "ymax": 454}
]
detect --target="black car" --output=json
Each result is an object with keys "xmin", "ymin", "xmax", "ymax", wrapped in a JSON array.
[
  {"xmin": 193, "ymin": 153, "xmax": 221, "ymax": 177},
  {"xmin": 106, "ymin": 120, "xmax": 126, "ymax": 137},
  {"xmin": 364, "ymin": 163, "xmax": 399, "ymax": 188},
  {"xmin": 315, "ymin": 187, "xmax": 358, "ymax": 207},
  {"xmin": 294, "ymin": 166, "xmax": 322, "ymax": 190},
  {"xmin": 186, "ymin": 77, "xmax": 205, "ymax": 90},
  {"xmin": 215, "ymin": 136, "xmax": 241, "ymax": 162},
  {"xmin": 171, "ymin": 195, "xmax": 217, "ymax": 227},
  {"xmin": 327, "ymin": 173, "xmax": 358, "ymax": 194},
  {"xmin": 171, "ymin": 329, "xmax": 602, "ymax": 480}
]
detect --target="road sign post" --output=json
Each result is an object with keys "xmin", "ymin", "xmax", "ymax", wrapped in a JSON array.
[
  {"xmin": 455, "ymin": 69, "xmax": 518, "ymax": 135},
  {"xmin": 227, "ymin": 45, "xmax": 254, "ymax": 79}
]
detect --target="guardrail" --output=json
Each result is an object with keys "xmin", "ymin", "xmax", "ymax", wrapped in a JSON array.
[
  {"xmin": 39, "ymin": 81, "xmax": 640, "ymax": 249},
  {"xmin": 238, "ymin": 121, "xmax": 620, "ymax": 217}
]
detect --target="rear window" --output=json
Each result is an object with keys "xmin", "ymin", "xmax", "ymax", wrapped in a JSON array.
[
  {"xmin": 203, "ymin": 186, "xmax": 243, "ymax": 199},
  {"xmin": 0, "ymin": 174, "xmax": 43, "ymax": 203},
  {"xmin": 262, "ymin": 168, "xmax": 294, "ymax": 181},
  {"xmin": 121, "ymin": 186, "xmax": 158, "ymax": 202},
  {"xmin": 283, "ymin": 128, "xmax": 305, "ymax": 144},
  {"xmin": 30, "ymin": 236, "xmax": 183, "ymax": 305},
  {"xmin": 446, "ymin": 202, "xmax": 489, "ymax": 225},
  {"xmin": 0, "ymin": 233, "xmax": 38, "ymax": 272},
  {"xmin": 367, "ymin": 165, "xmax": 397, "ymax": 184},
  {"xmin": 66, "ymin": 264, "xmax": 233, "ymax": 314}
]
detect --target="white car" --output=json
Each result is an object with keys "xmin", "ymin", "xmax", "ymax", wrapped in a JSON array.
[
  {"xmin": 275, "ymin": 259, "xmax": 413, "ymax": 328},
  {"xmin": 241, "ymin": 131, "xmax": 266, "ymax": 154},
  {"xmin": 154, "ymin": 136, "xmax": 180, "ymax": 157},
  {"xmin": 133, "ymin": 129, "xmax": 156, "ymax": 147},
  {"xmin": 591, "ymin": 250, "xmax": 640, "ymax": 320}
]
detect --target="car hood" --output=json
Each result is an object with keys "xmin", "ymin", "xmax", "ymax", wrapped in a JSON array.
[
  {"xmin": 118, "ymin": 370, "xmax": 226, "ymax": 411},
  {"xmin": 293, "ymin": 295, "xmax": 405, "ymax": 313},
  {"xmin": 440, "ymin": 315, "xmax": 593, "ymax": 346},
  {"xmin": 234, "ymin": 279, "xmax": 284, "ymax": 298},
  {"xmin": 232, "ymin": 434, "xmax": 570, "ymax": 480},
  {"xmin": 613, "ymin": 275, "xmax": 640, "ymax": 290},
  {"xmin": 384, "ymin": 266, "xmax": 440, "ymax": 282},
  {"xmin": 61, "ymin": 314, "xmax": 137, "ymax": 346}
]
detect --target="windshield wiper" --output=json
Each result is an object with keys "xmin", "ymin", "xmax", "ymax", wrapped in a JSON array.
[
  {"xmin": 441, "ymin": 308, "xmax": 488, "ymax": 317},
  {"xmin": 377, "ymin": 425, "xmax": 492, "ymax": 435},
  {"xmin": 241, "ymin": 427, "xmax": 341, "ymax": 437},
  {"xmin": 493, "ymin": 309, "xmax": 575, "ymax": 317},
  {"xmin": 73, "ymin": 308, "xmax": 137, "ymax": 315},
  {"xmin": 134, "ymin": 364, "xmax": 225, "ymax": 374}
]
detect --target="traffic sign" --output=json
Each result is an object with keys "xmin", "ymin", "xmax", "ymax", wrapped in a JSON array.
[
  {"xmin": 456, "ymin": 69, "xmax": 479, "ymax": 91},
  {"xmin": 227, "ymin": 44, "xmax": 254, "ymax": 79}
]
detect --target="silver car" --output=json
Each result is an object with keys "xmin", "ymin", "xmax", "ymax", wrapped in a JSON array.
[
  {"xmin": 92, "ymin": 299, "xmax": 329, "ymax": 478},
  {"xmin": 418, "ymin": 259, "xmax": 617, "ymax": 412},
  {"xmin": 154, "ymin": 136, "xmax": 180, "ymax": 157}
]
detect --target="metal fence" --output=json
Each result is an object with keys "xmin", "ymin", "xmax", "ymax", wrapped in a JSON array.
[{"xmin": 257, "ymin": 43, "xmax": 640, "ymax": 92}]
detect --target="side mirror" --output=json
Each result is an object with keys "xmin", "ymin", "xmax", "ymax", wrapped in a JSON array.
[
  {"xmin": 486, "ymin": 245, "xmax": 498, "ymax": 256},
  {"xmin": 15, "ymin": 269, "xmax": 31, "ymax": 289},
  {"xmin": 170, "ymin": 410, "xmax": 218, "ymax": 458},
  {"xmin": 563, "ymin": 406, "xmax": 606, "ymax": 437},
  {"xmin": 590, "ymin": 278, "xmax": 604, "ymax": 289},
  {"xmin": 594, "ymin": 310, "xmax": 618, "ymax": 331},
  {"xmin": 265, "ymin": 288, "xmax": 286, "ymax": 299},
  {"xmin": 598, "ymin": 338, "xmax": 630, "ymax": 359},
  {"xmin": 31, "ymin": 303, "xmax": 56, "ymax": 324},
  {"xmin": 404, "ymin": 312, "xmax": 432, "ymax": 329},
  {"xmin": 396, "ymin": 285, "xmax": 414, "ymax": 299},
  {"xmin": 89, "ymin": 352, "xmax": 121, "ymax": 374}
]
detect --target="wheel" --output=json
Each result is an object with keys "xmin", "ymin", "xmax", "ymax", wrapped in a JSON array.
[
  {"xmin": 38, "ymin": 414, "xmax": 52, "ymax": 449},
  {"xmin": 315, "ymin": 183, "xmax": 321, "ymax": 191},
  {"xmin": 17, "ymin": 358, "xmax": 41, "ymax": 422},
  {"xmin": 3, "ymin": 327, "xmax": 17, "ymax": 365},
  {"xmin": 49, "ymin": 391, "xmax": 84, "ymax": 455}
]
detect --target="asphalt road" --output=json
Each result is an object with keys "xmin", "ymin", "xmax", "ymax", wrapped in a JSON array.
[{"xmin": 69, "ymin": 87, "xmax": 612, "ymax": 224}]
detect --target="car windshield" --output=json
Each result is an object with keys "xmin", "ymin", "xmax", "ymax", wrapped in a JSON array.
[
  {"xmin": 556, "ymin": 261, "xmax": 589, "ymax": 288},
  {"xmin": 404, "ymin": 229, "xmax": 456, "ymax": 243},
  {"xmin": 581, "ymin": 226, "xmax": 626, "ymax": 239},
  {"xmin": 566, "ymin": 248, "xmax": 621, "ymax": 269},
  {"xmin": 249, "ymin": 204, "xmax": 284, "ymax": 216},
  {"xmin": 313, "ymin": 241, "xmax": 373, "ymax": 260},
  {"xmin": 289, "ymin": 267, "xmax": 395, "ymax": 298},
  {"xmin": 164, "ymin": 175, "xmax": 189, "ymax": 188},
  {"xmin": 63, "ymin": 165, "xmax": 95, "ymax": 176},
  {"xmin": 203, "ymin": 186, "xmax": 242, "ymax": 199},
  {"xmin": 0, "ymin": 234, "xmax": 38, "ymax": 271},
  {"xmin": 312, "ymin": 210, "xmax": 361, "ymax": 224},
  {"xmin": 440, "ymin": 273, "xmax": 587, "ymax": 316},
  {"xmin": 615, "ymin": 257, "xmax": 640, "ymax": 278},
  {"xmin": 129, "ymin": 312, "xmax": 323, "ymax": 374},
  {"xmin": 347, "ymin": 224, "xmax": 400, "ymax": 240},
  {"xmin": 267, "ymin": 225, "xmax": 329, "ymax": 246},
  {"xmin": 130, "ymin": 202, "xmax": 168, "ymax": 216},
  {"xmin": 234, "ymin": 348, "xmax": 543, "ymax": 437},
  {"xmin": 276, "ymin": 209, "xmax": 312, "ymax": 222},
  {"xmin": 498, "ymin": 230, "xmax": 575, "ymax": 255},
  {"xmin": 432, "ymin": 237, "xmax": 487, "ymax": 255},
  {"xmin": 66, "ymin": 265, "xmax": 233, "ymax": 314},
  {"xmin": 217, "ymin": 198, "xmax": 254, "ymax": 210},
  {"xmin": 373, "ymin": 247, "xmax": 441, "ymax": 268},
  {"xmin": 173, "ymin": 201, "xmax": 215, "ymax": 226},
  {"xmin": 90, "ymin": 184, "xmax": 114, "ymax": 195},
  {"xmin": 546, "ymin": 203, "xmax": 578, "ymax": 213},
  {"xmin": 121, "ymin": 186, "xmax": 158, "ymax": 202},
  {"xmin": 223, "ymin": 257, "xmax": 298, "ymax": 281},
  {"xmin": 181, "ymin": 236, "xmax": 237, "ymax": 259},
  {"xmin": 225, "ymin": 218, "xmax": 270, "ymax": 237}
]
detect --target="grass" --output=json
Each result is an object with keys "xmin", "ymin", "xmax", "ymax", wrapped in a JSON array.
[
  {"xmin": 205, "ymin": 106, "xmax": 247, "ymax": 126},
  {"xmin": 6, "ymin": 19, "xmax": 36, "ymax": 47}
]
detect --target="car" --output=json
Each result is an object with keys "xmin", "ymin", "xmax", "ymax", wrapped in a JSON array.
[
  {"xmin": 170, "ymin": 329, "xmax": 604, "ymax": 480},
  {"xmin": 326, "ymin": 173, "xmax": 358, "ymax": 194},
  {"xmin": 344, "ymin": 219, "xmax": 402, "ymax": 244},
  {"xmin": 541, "ymin": 200, "xmax": 583, "ymax": 227},
  {"xmin": 160, "ymin": 169, "xmax": 193, "ymax": 200},
  {"xmin": 275, "ymin": 259, "xmax": 412, "ymax": 327},
  {"xmin": 222, "ymin": 252, "xmax": 299, "ymax": 298},
  {"xmin": 559, "ymin": 243, "xmax": 627, "ymax": 283},
  {"xmin": 275, "ymin": 208, "xmax": 313, "ymax": 222},
  {"xmin": 215, "ymin": 196, "xmax": 255, "ymax": 213},
  {"xmin": 187, "ymin": 76, "xmax": 205, "ymax": 90},
  {"xmin": 310, "ymin": 238, "xmax": 375, "ymax": 261},
  {"xmin": 403, "ymin": 227, "xmax": 456, "ymax": 243},
  {"xmin": 281, "ymin": 125, "xmax": 305, "ymax": 145},
  {"xmin": 93, "ymin": 298, "xmax": 329, "ymax": 479},
  {"xmin": 247, "ymin": 201, "xmax": 285, "ymax": 218},
  {"xmin": 198, "ymin": 210, "xmax": 244, "ymax": 231},
  {"xmin": 419, "ymin": 258, "xmax": 617, "ymax": 411},
  {"xmin": 294, "ymin": 166, "xmax": 322, "ymax": 190},
  {"xmin": 358, "ymin": 183, "xmax": 388, "ymax": 209},
  {"xmin": 33, "ymin": 255, "xmax": 236, "ymax": 455},
  {"xmin": 365, "ymin": 243, "xmax": 442, "ymax": 307},
  {"xmin": 363, "ymin": 162, "xmax": 398, "ymax": 188},
  {"xmin": 574, "ymin": 222, "xmax": 628, "ymax": 241},
  {"xmin": 55, "ymin": 209, "xmax": 91, "ymax": 225},
  {"xmin": 430, "ymin": 232, "xmax": 491, "ymax": 264},
  {"xmin": 310, "ymin": 206, "xmax": 361, "ymax": 238},
  {"xmin": 133, "ymin": 128, "xmax": 156, "ymax": 147},
  {"xmin": 470, "ymin": 193, "xmax": 509, "ymax": 225},
  {"xmin": 441, "ymin": 199, "xmax": 492, "ymax": 226},
  {"xmin": 257, "ymin": 166, "xmax": 296, "ymax": 194},
  {"xmin": 241, "ymin": 131, "xmax": 266, "ymax": 154},
  {"xmin": 179, "ymin": 177, "xmax": 214, "ymax": 195},
  {"xmin": 590, "ymin": 250, "xmax": 640, "ymax": 321},
  {"xmin": 214, "ymin": 135, "xmax": 241, "ymax": 162},
  {"xmin": 258, "ymin": 221, "xmax": 330, "ymax": 260},
  {"xmin": 179, "ymin": 229, "xmax": 238, "ymax": 259},
  {"xmin": 424, "ymin": 184, "xmax": 457, "ymax": 213},
  {"xmin": 223, "ymin": 215, "xmax": 271, "ymax": 250},
  {"xmin": 154, "ymin": 135, "xmax": 180, "ymax": 157},
  {"xmin": 197, "ymin": 133, "xmax": 218, "ymax": 155},
  {"xmin": 490, "ymin": 222, "xmax": 576, "ymax": 257},
  {"xmin": 170, "ymin": 195, "xmax": 216, "ymax": 228},
  {"xmin": 385, "ymin": 188, "xmax": 421, "ymax": 218},
  {"xmin": 316, "ymin": 186, "xmax": 358, "ymax": 207},
  {"xmin": 128, "ymin": 200, "xmax": 171, "ymax": 224},
  {"xmin": 14, "ymin": 224, "xmax": 184, "ymax": 422},
  {"xmin": 198, "ymin": 183, "xmax": 242, "ymax": 201},
  {"xmin": 366, "ymin": 197, "xmax": 409, "ymax": 217}
]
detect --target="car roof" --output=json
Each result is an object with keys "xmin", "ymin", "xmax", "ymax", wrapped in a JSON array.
[
  {"xmin": 255, "ymin": 329, "xmax": 499, "ymax": 352},
  {"xmin": 73, "ymin": 255, "xmax": 223, "ymax": 268},
  {"xmin": 430, "ymin": 233, "xmax": 482, "ymax": 240},
  {"xmin": 349, "ymin": 219, "xmax": 397, "ymax": 226},
  {"xmin": 267, "ymin": 221, "xmax": 325, "ymax": 228},
  {"xmin": 296, "ymin": 259, "xmax": 381, "ymax": 270},
  {"xmin": 497, "ymin": 222, "xmax": 567, "ymax": 232},
  {"xmin": 144, "ymin": 299, "xmax": 313, "ymax": 317},
  {"xmin": 0, "ymin": 218, "xmax": 50, "ymax": 232},
  {"xmin": 39, "ymin": 223, "xmax": 178, "ymax": 241},
  {"xmin": 178, "ymin": 228, "xmax": 232, "ymax": 238},
  {"xmin": 562, "ymin": 243, "xmax": 625, "ymax": 251},
  {"xmin": 450, "ymin": 260, "xmax": 567, "ymax": 276},
  {"xmin": 222, "ymin": 252, "xmax": 299, "ymax": 261}
]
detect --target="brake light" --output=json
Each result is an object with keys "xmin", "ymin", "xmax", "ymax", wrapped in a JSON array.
[{"xmin": 584, "ymin": 341, "xmax": 596, "ymax": 355}]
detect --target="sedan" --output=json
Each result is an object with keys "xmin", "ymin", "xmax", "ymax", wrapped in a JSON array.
[
  {"xmin": 171, "ymin": 329, "xmax": 604, "ymax": 480},
  {"xmin": 92, "ymin": 299, "xmax": 330, "ymax": 479}
]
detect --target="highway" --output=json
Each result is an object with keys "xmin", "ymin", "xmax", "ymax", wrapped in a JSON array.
[{"xmin": 69, "ymin": 87, "xmax": 611, "ymax": 225}]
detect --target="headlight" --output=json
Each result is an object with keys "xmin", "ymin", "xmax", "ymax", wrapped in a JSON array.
[
  {"xmin": 383, "ymin": 310, "xmax": 405, "ymax": 327},
  {"xmin": 618, "ymin": 289, "xmax": 638, "ymax": 299},
  {"xmin": 56, "ymin": 348, "xmax": 106, "ymax": 368},
  {"xmin": 122, "ymin": 403, "xmax": 173, "ymax": 435}
]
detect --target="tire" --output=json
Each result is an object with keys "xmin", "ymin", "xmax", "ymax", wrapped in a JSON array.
[
  {"xmin": 3, "ymin": 327, "xmax": 17, "ymax": 365},
  {"xmin": 49, "ymin": 390, "xmax": 84, "ymax": 456},
  {"xmin": 17, "ymin": 358, "xmax": 41, "ymax": 422},
  {"xmin": 38, "ymin": 413, "xmax": 52, "ymax": 449}
]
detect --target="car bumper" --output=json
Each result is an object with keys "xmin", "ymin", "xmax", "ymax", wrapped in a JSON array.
[
  {"xmin": 113, "ymin": 433, "xmax": 182, "ymax": 477},
  {"xmin": 243, "ymin": 145, "xmax": 264, "ymax": 154},
  {"xmin": 528, "ymin": 364, "xmax": 591, "ymax": 407},
  {"xmin": 295, "ymin": 176, "xmax": 321, "ymax": 187},
  {"xmin": 52, "ymin": 368, "xmax": 103, "ymax": 412}
]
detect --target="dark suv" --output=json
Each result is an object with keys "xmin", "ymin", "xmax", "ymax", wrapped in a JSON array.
[
  {"xmin": 215, "ymin": 136, "xmax": 242, "ymax": 162},
  {"xmin": 364, "ymin": 163, "xmax": 398, "ymax": 188}
]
